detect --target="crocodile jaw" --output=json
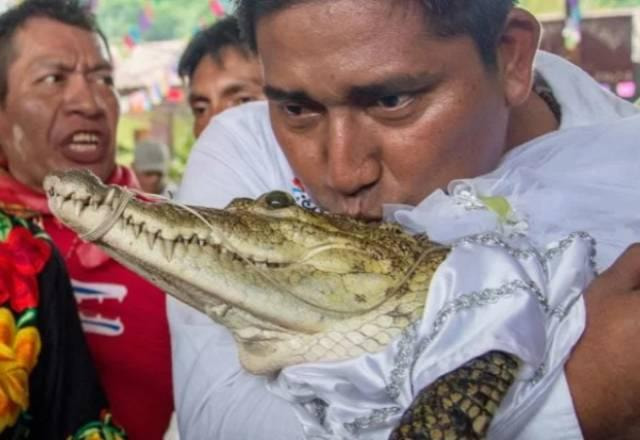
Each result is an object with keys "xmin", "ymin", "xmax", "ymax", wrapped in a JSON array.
[
  {"xmin": 43, "ymin": 170, "xmax": 337, "ymax": 330},
  {"xmin": 44, "ymin": 170, "xmax": 446, "ymax": 373}
]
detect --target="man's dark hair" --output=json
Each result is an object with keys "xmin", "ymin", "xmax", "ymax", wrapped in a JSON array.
[
  {"xmin": 0, "ymin": 0, "xmax": 109, "ymax": 103},
  {"xmin": 234, "ymin": 0, "xmax": 517, "ymax": 66},
  {"xmin": 178, "ymin": 15, "xmax": 254, "ymax": 81}
]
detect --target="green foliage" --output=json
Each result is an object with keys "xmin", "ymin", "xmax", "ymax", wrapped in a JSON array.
[
  {"xmin": 95, "ymin": 0, "xmax": 216, "ymax": 45},
  {"xmin": 96, "ymin": 0, "xmax": 640, "ymax": 45},
  {"xmin": 521, "ymin": 0, "xmax": 640, "ymax": 13},
  {"xmin": 520, "ymin": 0, "xmax": 564, "ymax": 13},
  {"xmin": 587, "ymin": 0, "xmax": 640, "ymax": 7}
]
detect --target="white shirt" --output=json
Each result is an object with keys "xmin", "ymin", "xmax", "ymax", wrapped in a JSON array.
[{"xmin": 170, "ymin": 52, "xmax": 639, "ymax": 439}]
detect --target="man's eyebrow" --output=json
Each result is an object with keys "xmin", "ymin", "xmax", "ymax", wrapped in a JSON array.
[
  {"xmin": 29, "ymin": 59, "xmax": 73, "ymax": 72},
  {"xmin": 347, "ymin": 73, "xmax": 441, "ymax": 103},
  {"xmin": 220, "ymin": 82, "xmax": 252, "ymax": 98},
  {"xmin": 86, "ymin": 61, "xmax": 114, "ymax": 73},
  {"xmin": 263, "ymin": 85, "xmax": 315, "ymax": 104},
  {"xmin": 30, "ymin": 59, "xmax": 113, "ymax": 73},
  {"xmin": 188, "ymin": 92, "xmax": 209, "ymax": 104}
]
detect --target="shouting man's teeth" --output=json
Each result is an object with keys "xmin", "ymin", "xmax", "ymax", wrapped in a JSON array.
[
  {"xmin": 72, "ymin": 132, "xmax": 100, "ymax": 143},
  {"xmin": 69, "ymin": 132, "xmax": 100, "ymax": 153},
  {"xmin": 69, "ymin": 143, "xmax": 98, "ymax": 153}
]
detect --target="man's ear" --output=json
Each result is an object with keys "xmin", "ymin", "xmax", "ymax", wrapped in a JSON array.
[{"xmin": 497, "ymin": 8, "xmax": 541, "ymax": 107}]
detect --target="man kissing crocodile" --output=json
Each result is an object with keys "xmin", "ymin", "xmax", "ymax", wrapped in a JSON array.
[{"xmin": 44, "ymin": 169, "xmax": 603, "ymax": 440}]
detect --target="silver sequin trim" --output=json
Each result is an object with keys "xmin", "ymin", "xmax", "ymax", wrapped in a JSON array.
[
  {"xmin": 386, "ymin": 322, "xmax": 420, "ymax": 400},
  {"xmin": 455, "ymin": 231, "xmax": 598, "ymax": 280},
  {"xmin": 369, "ymin": 279, "xmax": 548, "ymax": 433},
  {"xmin": 343, "ymin": 407, "xmax": 402, "ymax": 436}
]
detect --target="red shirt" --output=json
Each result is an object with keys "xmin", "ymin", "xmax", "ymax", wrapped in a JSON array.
[{"xmin": 0, "ymin": 167, "xmax": 173, "ymax": 439}]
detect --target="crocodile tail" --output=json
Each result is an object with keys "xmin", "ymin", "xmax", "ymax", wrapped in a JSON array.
[{"xmin": 389, "ymin": 351, "xmax": 520, "ymax": 440}]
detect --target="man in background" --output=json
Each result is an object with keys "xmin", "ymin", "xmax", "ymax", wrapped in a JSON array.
[
  {"xmin": 0, "ymin": 1, "xmax": 173, "ymax": 438},
  {"xmin": 178, "ymin": 15, "xmax": 264, "ymax": 137},
  {"xmin": 132, "ymin": 139, "xmax": 177, "ymax": 197}
]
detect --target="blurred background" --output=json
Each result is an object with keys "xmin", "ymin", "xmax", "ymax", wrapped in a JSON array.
[{"xmin": 0, "ymin": 0, "xmax": 636, "ymax": 179}]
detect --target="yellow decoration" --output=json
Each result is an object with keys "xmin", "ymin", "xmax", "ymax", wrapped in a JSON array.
[
  {"xmin": 0, "ymin": 307, "xmax": 41, "ymax": 431},
  {"xmin": 479, "ymin": 196, "xmax": 513, "ymax": 223}
]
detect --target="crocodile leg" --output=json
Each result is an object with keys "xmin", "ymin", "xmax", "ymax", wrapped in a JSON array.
[{"xmin": 389, "ymin": 351, "xmax": 520, "ymax": 440}]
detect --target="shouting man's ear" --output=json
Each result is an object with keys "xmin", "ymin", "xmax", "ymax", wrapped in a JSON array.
[{"xmin": 496, "ymin": 7, "xmax": 541, "ymax": 107}]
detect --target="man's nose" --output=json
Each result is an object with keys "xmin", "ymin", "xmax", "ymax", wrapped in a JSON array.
[
  {"xmin": 325, "ymin": 113, "xmax": 379, "ymax": 196},
  {"xmin": 64, "ymin": 76, "xmax": 104, "ymax": 117}
]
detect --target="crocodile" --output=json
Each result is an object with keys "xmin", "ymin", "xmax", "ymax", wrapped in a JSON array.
[{"xmin": 44, "ymin": 169, "xmax": 521, "ymax": 440}]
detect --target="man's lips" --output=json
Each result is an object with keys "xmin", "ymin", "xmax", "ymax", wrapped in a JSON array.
[
  {"xmin": 333, "ymin": 193, "xmax": 383, "ymax": 220},
  {"xmin": 60, "ymin": 131, "xmax": 108, "ymax": 163}
]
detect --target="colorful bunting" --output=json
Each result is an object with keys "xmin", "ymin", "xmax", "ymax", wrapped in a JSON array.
[
  {"xmin": 138, "ymin": 4, "xmax": 153, "ymax": 32},
  {"xmin": 112, "ymin": 0, "xmax": 235, "ymax": 113},
  {"xmin": 563, "ymin": 0, "xmax": 581, "ymax": 52},
  {"xmin": 123, "ymin": 34, "xmax": 136, "ymax": 50},
  {"xmin": 209, "ymin": 0, "xmax": 225, "ymax": 18},
  {"xmin": 117, "ymin": 2, "xmax": 155, "ymax": 50}
]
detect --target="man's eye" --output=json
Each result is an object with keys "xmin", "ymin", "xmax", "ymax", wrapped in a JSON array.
[
  {"xmin": 237, "ymin": 96, "xmax": 256, "ymax": 104},
  {"xmin": 191, "ymin": 104, "xmax": 207, "ymax": 117},
  {"xmin": 96, "ymin": 75, "xmax": 114, "ymax": 86},
  {"xmin": 275, "ymin": 100, "xmax": 321, "ymax": 128},
  {"xmin": 282, "ymin": 103, "xmax": 305, "ymax": 117},
  {"xmin": 375, "ymin": 94, "xmax": 413, "ymax": 109},
  {"xmin": 41, "ymin": 74, "xmax": 63, "ymax": 84}
]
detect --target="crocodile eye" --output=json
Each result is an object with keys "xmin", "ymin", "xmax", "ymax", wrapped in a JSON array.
[{"xmin": 262, "ymin": 191, "xmax": 295, "ymax": 209}]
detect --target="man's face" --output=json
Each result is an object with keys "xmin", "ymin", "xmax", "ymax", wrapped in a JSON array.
[
  {"xmin": 134, "ymin": 169, "xmax": 165, "ymax": 195},
  {"xmin": 188, "ymin": 48, "xmax": 264, "ymax": 137},
  {"xmin": 258, "ymin": 0, "xmax": 517, "ymax": 220},
  {"xmin": 0, "ymin": 17, "xmax": 119, "ymax": 192}
]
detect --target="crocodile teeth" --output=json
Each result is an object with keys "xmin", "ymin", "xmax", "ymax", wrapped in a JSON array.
[
  {"xmin": 174, "ymin": 237, "xmax": 187, "ymax": 259},
  {"xmin": 127, "ymin": 221, "xmax": 137, "ymax": 236},
  {"xmin": 104, "ymin": 188, "xmax": 116, "ymax": 207},
  {"xmin": 54, "ymin": 196, "xmax": 64, "ymax": 210},
  {"xmin": 145, "ymin": 231, "xmax": 159, "ymax": 250},
  {"xmin": 160, "ymin": 238, "xmax": 175, "ymax": 261},
  {"xmin": 207, "ymin": 304, "xmax": 231, "ymax": 319},
  {"xmin": 73, "ymin": 199, "xmax": 85, "ymax": 216},
  {"xmin": 133, "ymin": 223, "xmax": 144, "ymax": 238}
]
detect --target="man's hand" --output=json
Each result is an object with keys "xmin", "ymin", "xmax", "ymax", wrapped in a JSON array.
[{"xmin": 566, "ymin": 244, "xmax": 640, "ymax": 440}]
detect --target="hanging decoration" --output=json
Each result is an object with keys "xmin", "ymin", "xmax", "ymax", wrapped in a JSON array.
[
  {"xmin": 113, "ymin": 0, "xmax": 236, "ymax": 113},
  {"xmin": 122, "ymin": 1, "xmax": 154, "ymax": 50},
  {"xmin": 138, "ymin": 3, "xmax": 153, "ymax": 32},
  {"xmin": 209, "ymin": 0, "xmax": 225, "ymax": 17},
  {"xmin": 563, "ymin": 0, "xmax": 581, "ymax": 52},
  {"xmin": 119, "ymin": 58, "xmax": 184, "ymax": 115}
]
